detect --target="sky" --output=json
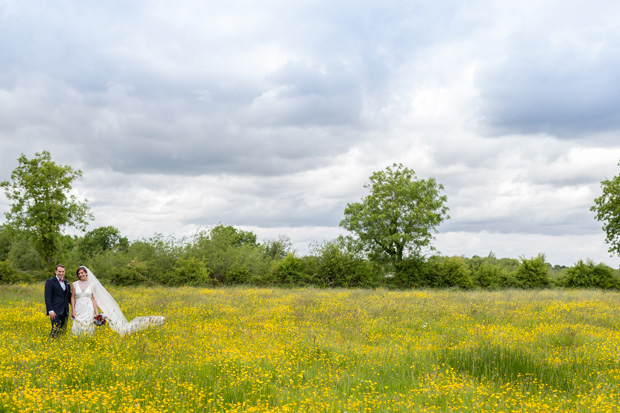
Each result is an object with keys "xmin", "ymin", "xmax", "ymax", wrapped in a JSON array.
[{"xmin": 1, "ymin": 0, "xmax": 620, "ymax": 267}]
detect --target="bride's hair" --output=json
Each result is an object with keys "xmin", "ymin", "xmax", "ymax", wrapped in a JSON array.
[{"xmin": 76, "ymin": 266, "xmax": 88, "ymax": 277}]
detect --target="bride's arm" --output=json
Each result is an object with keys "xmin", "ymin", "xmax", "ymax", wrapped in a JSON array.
[
  {"xmin": 92, "ymin": 286, "xmax": 99, "ymax": 314},
  {"xmin": 71, "ymin": 290, "xmax": 76, "ymax": 318}
]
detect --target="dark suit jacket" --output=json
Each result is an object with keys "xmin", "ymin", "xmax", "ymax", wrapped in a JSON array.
[{"xmin": 44, "ymin": 277, "xmax": 71, "ymax": 316}]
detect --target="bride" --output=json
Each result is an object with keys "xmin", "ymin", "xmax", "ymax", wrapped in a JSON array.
[{"xmin": 71, "ymin": 266, "xmax": 164, "ymax": 336}]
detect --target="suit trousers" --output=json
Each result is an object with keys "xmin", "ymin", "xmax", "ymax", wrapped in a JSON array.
[{"xmin": 50, "ymin": 312, "xmax": 69, "ymax": 339}]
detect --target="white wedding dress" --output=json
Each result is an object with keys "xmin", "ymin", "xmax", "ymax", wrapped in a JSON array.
[
  {"xmin": 76, "ymin": 266, "xmax": 165, "ymax": 336},
  {"xmin": 71, "ymin": 281, "xmax": 96, "ymax": 336}
]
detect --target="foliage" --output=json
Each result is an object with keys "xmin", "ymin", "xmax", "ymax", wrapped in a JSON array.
[
  {"xmin": 262, "ymin": 235, "xmax": 293, "ymax": 260},
  {"xmin": 591, "ymin": 163, "xmax": 620, "ymax": 256},
  {"xmin": 78, "ymin": 226, "xmax": 129, "ymax": 260},
  {"xmin": 562, "ymin": 260, "xmax": 618, "ymax": 289},
  {"xmin": 272, "ymin": 253, "xmax": 307, "ymax": 285},
  {"xmin": 186, "ymin": 226, "xmax": 271, "ymax": 285},
  {"xmin": 76, "ymin": 249, "xmax": 132, "ymax": 282},
  {"xmin": 0, "ymin": 226, "xmax": 10, "ymax": 261},
  {"xmin": 0, "ymin": 151, "xmax": 92, "ymax": 270},
  {"xmin": 7, "ymin": 233, "xmax": 45, "ymax": 271},
  {"xmin": 110, "ymin": 259, "xmax": 152, "ymax": 286},
  {"xmin": 172, "ymin": 256, "xmax": 213, "ymax": 286},
  {"xmin": 209, "ymin": 225, "xmax": 258, "ymax": 247},
  {"xmin": 127, "ymin": 234, "xmax": 181, "ymax": 284},
  {"xmin": 0, "ymin": 260, "xmax": 17, "ymax": 283},
  {"xmin": 393, "ymin": 257, "xmax": 427, "ymax": 288},
  {"xmin": 425, "ymin": 256, "xmax": 475, "ymax": 289},
  {"xmin": 311, "ymin": 241, "xmax": 380, "ymax": 288},
  {"xmin": 473, "ymin": 263, "xmax": 505, "ymax": 289},
  {"xmin": 340, "ymin": 163, "xmax": 449, "ymax": 265},
  {"xmin": 516, "ymin": 254, "xmax": 550, "ymax": 288},
  {"xmin": 466, "ymin": 253, "xmax": 519, "ymax": 289}
]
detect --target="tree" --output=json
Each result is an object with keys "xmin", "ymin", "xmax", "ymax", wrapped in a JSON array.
[
  {"xmin": 209, "ymin": 225, "xmax": 258, "ymax": 247},
  {"xmin": 0, "ymin": 225, "xmax": 11, "ymax": 261},
  {"xmin": 563, "ymin": 260, "xmax": 618, "ymax": 289},
  {"xmin": 1, "ymin": 151, "xmax": 92, "ymax": 270},
  {"xmin": 592, "ymin": 164, "xmax": 620, "ymax": 256},
  {"xmin": 340, "ymin": 163, "xmax": 449, "ymax": 265},
  {"xmin": 515, "ymin": 254, "xmax": 550, "ymax": 288},
  {"xmin": 78, "ymin": 226, "xmax": 129, "ymax": 259},
  {"xmin": 262, "ymin": 235, "xmax": 293, "ymax": 260},
  {"xmin": 312, "ymin": 240, "xmax": 380, "ymax": 288}
]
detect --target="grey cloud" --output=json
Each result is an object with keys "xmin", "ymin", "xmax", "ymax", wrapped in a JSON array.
[
  {"xmin": 440, "ymin": 210, "xmax": 600, "ymax": 237},
  {"xmin": 4, "ymin": 0, "xmax": 620, "ymax": 268},
  {"xmin": 477, "ymin": 29, "xmax": 620, "ymax": 137},
  {"xmin": 1, "ymin": 0, "xmax": 484, "ymax": 179},
  {"xmin": 182, "ymin": 200, "xmax": 345, "ymax": 229}
]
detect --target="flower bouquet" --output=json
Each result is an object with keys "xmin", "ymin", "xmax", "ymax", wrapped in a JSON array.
[{"xmin": 94, "ymin": 314, "xmax": 107, "ymax": 326}]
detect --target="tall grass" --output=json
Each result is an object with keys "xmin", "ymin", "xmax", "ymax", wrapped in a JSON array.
[{"xmin": 1, "ymin": 285, "xmax": 619, "ymax": 412}]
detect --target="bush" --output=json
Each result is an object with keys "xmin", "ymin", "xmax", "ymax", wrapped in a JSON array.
[
  {"xmin": 8, "ymin": 236, "xmax": 45, "ymax": 271},
  {"xmin": 313, "ymin": 241, "xmax": 380, "ymax": 288},
  {"xmin": 516, "ymin": 254, "xmax": 550, "ymax": 288},
  {"xmin": 172, "ymin": 257, "xmax": 213, "ymax": 286},
  {"xmin": 71, "ymin": 250, "xmax": 133, "ymax": 283},
  {"xmin": 78, "ymin": 226, "xmax": 129, "ymax": 260},
  {"xmin": 262, "ymin": 235, "xmax": 293, "ymax": 260},
  {"xmin": 186, "ymin": 227, "xmax": 271, "ymax": 285},
  {"xmin": 425, "ymin": 256, "xmax": 474, "ymax": 289},
  {"xmin": 273, "ymin": 253, "xmax": 307, "ymax": 286},
  {"xmin": 110, "ymin": 260, "xmax": 153, "ymax": 286},
  {"xmin": 563, "ymin": 260, "xmax": 618, "ymax": 289},
  {"xmin": 0, "ymin": 227, "xmax": 11, "ymax": 261},
  {"xmin": 0, "ymin": 260, "xmax": 17, "ymax": 284},
  {"xmin": 394, "ymin": 258, "xmax": 426, "ymax": 288},
  {"xmin": 473, "ymin": 263, "xmax": 504, "ymax": 288},
  {"xmin": 128, "ymin": 235, "xmax": 180, "ymax": 283}
]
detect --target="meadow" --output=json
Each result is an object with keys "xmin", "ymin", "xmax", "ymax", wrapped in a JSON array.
[{"xmin": 1, "ymin": 285, "xmax": 619, "ymax": 412}]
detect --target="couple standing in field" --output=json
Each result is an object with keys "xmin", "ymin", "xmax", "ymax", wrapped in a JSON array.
[{"xmin": 44, "ymin": 264, "xmax": 165, "ymax": 338}]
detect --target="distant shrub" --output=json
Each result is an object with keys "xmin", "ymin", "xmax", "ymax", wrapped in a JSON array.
[
  {"xmin": 563, "ymin": 260, "xmax": 618, "ymax": 289},
  {"xmin": 425, "ymin": 256, "xmax": 474, "ymax": 289},
  {"xmin": 128, "ymin": 235, "xmax": 179, "ymax": 282},
  {"xmin": 394, "ymin": 258, "xmax": 427, "ymax": 288},
  {"xmin": 77, "ymin": 250, "xmax": 133, "ymax": 283},
  {"xmin": 8, "ymin": 237, "xmax": 44, "ymax": 271},
  {"xmin": 0, "ymin": 227, "xmax": 11, "ymax": 261},
  {"xmin": 273, "ymin": 253, "xmax": 306, "ymax": 286},
  {"xmin": 226, "ymin": 265, "xmax": 251, "ymax": 284},
  {"xmin": 262, "ymin": 235, "xmax": 293, "ymax": 260},
  {"xmin": 313, "ymin": 241, "xmax": 379, "ymax": 288},
  {"xmin": 110, "ymin": 259, "xmax": 153, "ymax": 286},
  {"xmin": 186, "ymin": 227, "xmax": 271, "ymax": 285},
  {"xmin": 473, "ymin": 263, "xmax": 504, "ymax": 289},
  {"xmin": 172, "ymin": 257, "xmax": 213, "ymax": 286},
  {"xmin": 516, "ymin": 254, "xmax": 550, "ymax": 288},
  {"xmin": 0, "ymin": 260, "xmax": 17, "ymax": 284},
  {"xmin": 78, "ymin": 226, "xmax": 129, "ymax": 260},
  {"xmin": 495, "ymin": 271, "xmax": 520, "ymax": 289}
]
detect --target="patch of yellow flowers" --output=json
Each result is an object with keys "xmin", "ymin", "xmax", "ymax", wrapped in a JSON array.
[{"xmin": 1, "ymin": 285, "xmax": 619, "ymax": 412}]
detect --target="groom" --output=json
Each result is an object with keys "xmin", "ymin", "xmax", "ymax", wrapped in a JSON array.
[{"xmin": 44, "ymin": 264, "xmax": 72, "ymax": 338}]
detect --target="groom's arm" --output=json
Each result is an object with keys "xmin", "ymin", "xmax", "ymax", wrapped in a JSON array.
[{"xmin": 44, "ymin": 279, "xmax": 55, "ymax": 319}]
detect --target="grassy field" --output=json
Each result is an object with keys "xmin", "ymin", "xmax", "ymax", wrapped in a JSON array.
[{"xmin": 1, "ymin": 285, "xmax": 619, "ymax": 412}]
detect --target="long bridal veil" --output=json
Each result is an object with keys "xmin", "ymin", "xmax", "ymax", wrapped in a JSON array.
[{"xmin": 82, "ymin": 266, "xmax": 164, "ymax": 335}]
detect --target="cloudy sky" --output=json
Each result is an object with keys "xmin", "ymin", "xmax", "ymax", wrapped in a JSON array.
[{"xmin": 2, "ymin": 0, "xmax": 620, "ymax": 266}]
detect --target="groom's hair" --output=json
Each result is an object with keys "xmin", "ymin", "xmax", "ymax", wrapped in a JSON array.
[{"xmin": 55, "ymin": 264, "xmax": 65, "ymax": 270}]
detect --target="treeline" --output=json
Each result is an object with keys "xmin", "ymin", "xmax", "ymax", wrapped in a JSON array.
[{"xmin": 1, "ymin": 224, "xmax": 618, "ymax": 289}]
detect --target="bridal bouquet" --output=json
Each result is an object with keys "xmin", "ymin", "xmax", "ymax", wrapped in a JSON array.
[{"xmin": 94, "ymin": 314, "xmax": 107, "ymax": 326}]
